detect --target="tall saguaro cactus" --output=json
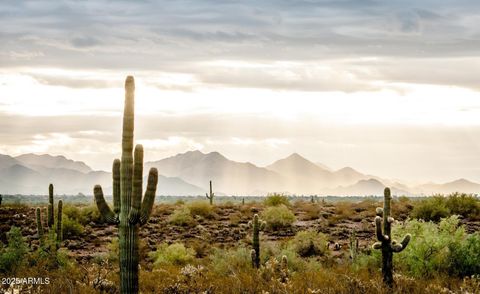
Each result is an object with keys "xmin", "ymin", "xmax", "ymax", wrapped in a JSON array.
[
  {"xmin": 94, "ymin": 76, "xmax": 158, "ymax": 294},
  {"xmin": 205, "ymin": 180, "xmax": 214, "ymax": 205},
  {"xmin": 248, "ymin": 214, "xmax": 266, "ymax": 268},
  {"xmin": 373, "ymin": 187, "xmax": 411, "ymax": 287}
]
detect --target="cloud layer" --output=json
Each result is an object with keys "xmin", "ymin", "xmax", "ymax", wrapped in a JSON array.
[{"xmin": 1, "ymin": 1, "xmax": 480, "ymax": 184}]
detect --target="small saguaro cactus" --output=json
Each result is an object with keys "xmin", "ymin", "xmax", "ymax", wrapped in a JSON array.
[
  {"xmin": 349, "ymin": 228, "xmax": 359, "ymax": 262},
  {"xmin": 310, "ymin": 195, "xmax": 315, "ymax": 203},
  {"xmin": 205, "ymin": 180, "xmax": 214, "ymax": 205},
  {"xmin": 373, "ymin": 187, "xmax": 411, "ymax": 287},
  {"xmin": 56, "ymin": 200, "xmax": 63, "ymax": 242},
  {"xmin": 36, "ymin": 207, "xmax": 44, "ymax": 240},
  {"xmin": 93, "ymin": 76, "xmax": 158, "ymax": 294},
  {"xmin": 248, "ymin": 214, "xmax": 266, "ymax": 268},
  {"xmin": 35, "ymin": 184, "xmax": 62, "ymax": 247},
  {"xmin": 47, "ymin": 183, "xmax": 54, "ymax": 228}
]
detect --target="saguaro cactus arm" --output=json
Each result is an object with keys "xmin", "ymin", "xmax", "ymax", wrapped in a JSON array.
[
  {"xmin": 128, "ymin": 145, "xmax": 144, "ymax": 224},
  {"xmin": 94, "ymin": 185, "xmax": 118, "ymax": 224},
  {"xmin": 139, "ymin": 168, "xmax": 158, "ymax": 225},
  {"xmin": 113, "ymin": 159, "xmax": 121, "ymax": 214}
]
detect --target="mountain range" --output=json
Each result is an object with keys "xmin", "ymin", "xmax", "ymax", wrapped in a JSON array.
[{"xmin": 0, "ymin": 151, "xmax": 478, "ymax": 196}]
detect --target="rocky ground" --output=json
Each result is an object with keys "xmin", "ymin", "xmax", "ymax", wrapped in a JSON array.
[{"xmin": 1, "ymin": 202, "xmax": 479, "ymax": 264}]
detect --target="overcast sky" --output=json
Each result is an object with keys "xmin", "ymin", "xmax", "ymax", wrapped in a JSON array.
[{"xmin": 1, "ymin": 0, "xmax": 480, "ymax": 183}]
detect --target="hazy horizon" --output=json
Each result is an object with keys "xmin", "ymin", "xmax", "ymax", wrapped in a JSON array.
[{"xmin": 2, "ymin": 1, "xmax": 480, "ymax": 183}]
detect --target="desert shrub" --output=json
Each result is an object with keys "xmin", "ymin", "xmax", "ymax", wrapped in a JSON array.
[
  {"xmin": 187, "ymin": 201, "xmax": 215, "ymax": 218},
  {"xmin": 447, "ymin": 232, "xmax": 480, "ymax": 277},
  {"xmin": 261, "ymin": 242, "xmax": 310, "ymax": 272},
  {"xmin": 264, "ymin": 193, "xmax": 290, "ymax": 207},
  {"xmin": 445, "ymin": 193, "xmax": 480, "ymax": 220},
  {"xmin": 168, "ymin": 207, "xmax": 195, "ymax": 226},
  {"xmin": 210, "ymin": 246, "xmax": 253, "ymax": 275},
  {"xmin": 295, "ymin": 201, "xmax": 322, "ymax": 220},
  {"xmin": 411, "ymin": 194, "xmax": 480, "ymax": 221},
  {"xmin": 79, "ymin": 205, "xmax": 103, "ymax": 224},
  {"xmin": 262, "ymin": 204, "xmax": 296, "ymax": 230},
  {"xmin": 62, "ymin": 215, "xmax": 84, "ymax": 238},
  {"xmin": 411, "ymin": 196, "xmax": 450, "ymax": 222},
  {"xmin": 150, "ymin": 242, "xmax": 195, "ymax": 266},
  {"xmin": 393, "ymin": 215, "xmax": 465, "ymax": 277},
  {"xmin": 0, "ymin": 226, "xmax": 27, "ymax": 273},
  {"xmin": 289, "ymin": 230, "xmax": 329, "ymax": 257}
]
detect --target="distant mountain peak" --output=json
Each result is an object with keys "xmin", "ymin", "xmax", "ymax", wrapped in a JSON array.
[{"xmin": 15, "ymin": 153, "xmax": 92, "ymax": 173}]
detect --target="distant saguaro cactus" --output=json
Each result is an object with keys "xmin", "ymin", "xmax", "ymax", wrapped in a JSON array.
[
  {"xmin": 205, "ymin": 180, "xmax": 214, "ymax": 205},
  {"xmin": 248, "ymin": 214, "xmax": 266, "ymax": 268},
  {"xmin": 0, "ymin": 194, "xmax": 3, "ymax": 206},
  {"xmin": 93, "ymin": 76, "xmax": 158, "ymax": 294},
  {"xmin": 373, "ymin": 187, "xmax": 411, "ymax": 287}
]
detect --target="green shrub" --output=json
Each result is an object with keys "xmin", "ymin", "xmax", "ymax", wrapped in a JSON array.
[
  {"xmin": 187, "ymin": 201, "xmax": 215, "ymax": 218},
  {"xmin": 78, "ymin": 205, "xmax": 103, "ymax": 225},
  {"xmin": 264, "ymin": 193, "xmax": 290, "ymax": 207},
  {"xmin": 150, "ymin": 243, "xmax": 195, "ymax": 266},
  {"xmin": 445, "ymin": 193, "xmax": 480, "ymax": 219},
  {"xmin": 392, "ymin": 215, "xmax": 465, "ymax": 277},
  {"xmin": 210, "ymin": 246, "xmax": 252, "ymax": 275},
  {"xmin": 168, "ymin": 207, "xmax": 195, "ymax": 226},
  {"xmin": 262, "ymin": 204, "xmax": 296, "ymax": 230},
  {"xmin": 289, "ymin": 230, "xmax": 328, "ymax": 257},
  {"xmin": 0, "ymin": 227, "xmax": 27, "ymax": 273},
  {"xmin": 448, "ymin": 232, "xmax": 480, "ymax": 277},
  {"xmin": 62, "ymin": 215, "xmax": 84, "ymax": 238},
  {"xmin": 411, "ymin": 196, "xmax": 450, "ymax": 222},
  {"xmin": 411, "ymin": 194, "xmax": 480, "ymax": 221}
]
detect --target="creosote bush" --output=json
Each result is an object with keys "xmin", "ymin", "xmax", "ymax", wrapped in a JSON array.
[
  {"xmin": 187, "ymin": 201, "xmax": 215, "ymax": 219},
  {"xmin": 0, "ymin": 226, "xmax": 27, "ymax": 274},
  {"xmin": 411, "ymin": 193, "xmax": 480, "ymax": 221},
  {"xmin": 168, "ymin": 206, "xmax": 195, "ymax": 226},
  {"xmin": 150, "ymin": 242, "xmax": 195, "ymax": 266},
  {"xmin": 262, "ymin": 204, "xmax": 296, "ymax": 230},
  {"xmin": 264, "ymin": 193, "xmax": 290, "ymax": 207},
  {"xmin": 62, "ymin": 215, "xmax": 84, "ymax": 238},
  {"xmin": 289, "ymin": 230, "xmax": 329, "ymax": 257}
]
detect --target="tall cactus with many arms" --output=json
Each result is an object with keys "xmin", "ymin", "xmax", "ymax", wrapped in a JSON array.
[
  {"xmin": 93, "ymin": 76, "xmax": 158, "ymax": 294},
  {"xmin": 248, "ymin": 214, "xmax": 266, "ymax": 268},
  {"xmin": 205, "ymin": 180, "xmax": 214, "ymax": 205},
  {"xmin": 372, "ymin": 187, "xmax": 411, "ymax": 287}
]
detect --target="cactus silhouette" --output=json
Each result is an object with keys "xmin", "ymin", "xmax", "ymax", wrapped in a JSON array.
[
  {"xmin": 372, "ymin": 187, "xmax": 411, "ymax": 287},
  {"xmin": 93, "ymin": 76, "xmax": 158, "ymax": 294},
  {"xmin": 248, "ymin": 214, "xmax": 266, "ymax": 268},
  {"xmin": 205, "ymin": 180, "xmax": 214, "ymax": 205}
]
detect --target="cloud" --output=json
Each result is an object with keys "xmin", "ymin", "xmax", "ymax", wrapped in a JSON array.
[{"xmin": 1, "ymin": 1, "xmax": 480, "ymax": 91}]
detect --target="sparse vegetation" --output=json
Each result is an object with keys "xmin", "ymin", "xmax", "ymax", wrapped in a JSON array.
[
  {"xmin": 168, "ymin": 206, "xmax": 195, "ymax": 226},
  {"xmin": 262, "ymin": 204, "xmax": 296, "ymax": 230},
  {"xmin": 411, "ymin": 193, "xmax": 480, "ymax": 221},
  {"xmin": 150, "ymin": 242, "xmax": 195, "ymax": 266},
  {"xmin": 0, "ymin": 187, "xmax": 479, "ymax": 293},
  {"xmin": 264, "ymin": 193, "xmax": 290, "ymax": 207}
]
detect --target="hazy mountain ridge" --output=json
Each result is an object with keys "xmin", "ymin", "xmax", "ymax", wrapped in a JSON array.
[{"xmin": 0, "ymin": 151, "xmax": 478, "ymax": 196}]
